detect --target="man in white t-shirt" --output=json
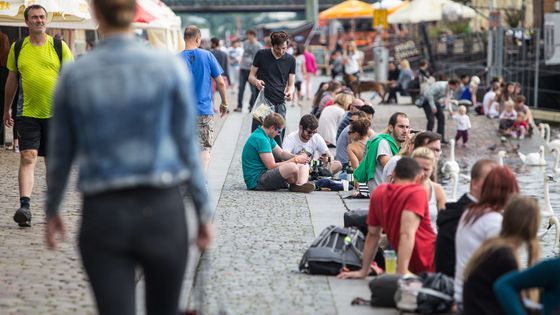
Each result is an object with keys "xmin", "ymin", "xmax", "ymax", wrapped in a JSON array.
[{"xmin": 283, "ymin": 114, "xmax": 342, "ymax": 174}]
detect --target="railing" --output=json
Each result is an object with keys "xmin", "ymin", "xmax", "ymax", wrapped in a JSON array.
[{"xmin": 163, "ymin": 0, "xmax": 343, "ymax": 12}]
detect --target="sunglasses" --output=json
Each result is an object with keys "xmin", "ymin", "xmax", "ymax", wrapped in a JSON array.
[{"xmin": 275, "ymin": 127, "xmax": 283, "ymax": 134}]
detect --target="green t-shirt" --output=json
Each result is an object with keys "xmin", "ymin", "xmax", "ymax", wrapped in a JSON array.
[
  {"xmin": 242, "ymin": 127, "xmax": 277, "ymax": 189},
  {"xmin": 7, "ymin": 35, "xmax": 74, "ymax": 119}
]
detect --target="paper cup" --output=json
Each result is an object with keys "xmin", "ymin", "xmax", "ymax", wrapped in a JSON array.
[{"xmin": 342, "ymin": 180, "xmax": 349, "ymax": 191}]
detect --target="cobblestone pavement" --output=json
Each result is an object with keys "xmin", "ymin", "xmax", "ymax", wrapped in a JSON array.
[
  {"xmin": 0, "ymin": 82, "xmax": 558, "ymax": 314},
  {"xmin": 193, "ymin": 113, "xmax": 337, "ymax": 315}
]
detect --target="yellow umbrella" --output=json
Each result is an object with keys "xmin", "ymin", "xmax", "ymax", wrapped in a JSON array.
[{"xmin": 319, "ymin": 0, "xmax": 375, "ymax": 20}]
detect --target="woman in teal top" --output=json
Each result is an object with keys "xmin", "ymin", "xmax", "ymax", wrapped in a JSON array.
[{"xmin": 494, "ymin": 257, "xmax": 560, "ymax": 315}]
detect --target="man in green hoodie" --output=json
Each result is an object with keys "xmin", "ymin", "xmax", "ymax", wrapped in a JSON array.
[{"xmin": 354, "ymin": 112, "xmax": 410, "ymax": 192}]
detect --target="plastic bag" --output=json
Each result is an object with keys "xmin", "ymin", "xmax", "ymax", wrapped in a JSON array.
[{"xmin": 251, "ymin": 88, "xmax": 275, "ymax": 123}]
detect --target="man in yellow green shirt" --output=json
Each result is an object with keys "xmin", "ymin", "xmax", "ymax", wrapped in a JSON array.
[{"xmin": 2, "ymin": 4, "xmax": 73, "ymax": 227}]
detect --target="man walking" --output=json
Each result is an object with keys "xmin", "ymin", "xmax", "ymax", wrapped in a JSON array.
[
  {"xmin": 234, "ymin": 29, "xmax": 261, "ymax": 113},
  {"xmin": 180, "ymin": 25, "xmax": 228, "ymax": 173},
  {"xmin": 3, "ymin": 4, "xmax": 73, "ymax": 227},
  {"xmin": 249, "ymin": 30, "xmax": 295, "ymax": 146}
]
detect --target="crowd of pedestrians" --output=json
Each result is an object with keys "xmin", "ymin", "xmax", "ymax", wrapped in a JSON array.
[{"xmin": 1, "ymin": 2, "xmax": 559, "ymax": 314}]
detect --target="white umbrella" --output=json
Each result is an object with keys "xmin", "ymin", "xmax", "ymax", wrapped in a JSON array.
[
  {"xmin": 388, "ymin": 0, "xmax": 475, "ymax": 24},
  {"xmin": 372, "ymin": 0, "xmax": 404, "ymax": 10}
]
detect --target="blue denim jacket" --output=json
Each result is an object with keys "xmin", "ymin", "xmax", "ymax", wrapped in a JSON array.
[{"xmin": 46, "ymin": 35, "xmax": 211, "ymax": 224}]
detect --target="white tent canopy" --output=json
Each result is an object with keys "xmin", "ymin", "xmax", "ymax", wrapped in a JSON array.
[
  {"xmin": 388, "ymin": 0, "xmax": 475, "ymax": 24},
  {"xmin": 0, "ymin": 0, "xmax": 95, "ymax": 29}
]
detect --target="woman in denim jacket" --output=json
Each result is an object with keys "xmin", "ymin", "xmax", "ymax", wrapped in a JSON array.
[{"xmin": 44, "ymin": 1, "xmax": 212, "ymax": 314}]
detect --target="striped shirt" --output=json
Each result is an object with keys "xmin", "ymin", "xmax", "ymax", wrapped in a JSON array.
[{"xmin": 7, "ymin": 35, "xmax": 73, "ymax": 118}]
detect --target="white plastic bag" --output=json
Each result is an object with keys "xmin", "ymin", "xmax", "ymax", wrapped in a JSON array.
[{"xmin": 251, "ymin": 88, "xmax": 275, "ymax": 123}]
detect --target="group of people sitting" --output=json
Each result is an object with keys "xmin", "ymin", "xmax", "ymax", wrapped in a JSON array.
[
  {"xmin": 240, "ymin": 99, "xmax": 559, "ymax": 313},
  {"xmin": 479, "ymin": 79, "xmax": 534, "ymax": 139}
]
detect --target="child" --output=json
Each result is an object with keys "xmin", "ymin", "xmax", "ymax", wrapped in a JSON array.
[
  {"xmin": 499, "ymin": 100, "xmax": 517, "ymax": 136},
  {"xmin": 511, "ymin": 112, "xmax": 529, "ymax": 139},
  {"xmin": 449, "ymin": 105, "xmax": 471, "ymax": 147}
]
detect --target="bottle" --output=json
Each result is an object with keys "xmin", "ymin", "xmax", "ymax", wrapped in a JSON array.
[
  {"xmin": 346, "ymin": 165, "xmax": 354, "ymax": 183},
  {"xmin": 384, "ymin": 250, "xmax": 397, "ymax": 274}
]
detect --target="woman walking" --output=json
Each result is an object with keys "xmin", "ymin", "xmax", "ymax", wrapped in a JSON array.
[{"xmin": 45, "ymin": 1, "xmax": 212, "ymax": 314}]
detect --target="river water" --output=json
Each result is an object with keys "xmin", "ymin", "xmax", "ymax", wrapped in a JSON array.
[{"xmin": 440, "ymin": 134, "xmax": 560, "ymax": 259}]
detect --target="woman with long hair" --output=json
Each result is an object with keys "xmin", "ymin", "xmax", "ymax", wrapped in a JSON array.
[
  {"xmin": 462, "ymin": 195, "xmax": 541, "ymax": 315},
  {"xmin": 411, "ymin": 147, "xmax": 446, "ymax": 233},
  {"xmin": 45, "ymin": 0, "xmax": 212, "ymax": 314},
  {"xmin": 453, "ymin": 166, "xmax": 519, "ymax": 310}
]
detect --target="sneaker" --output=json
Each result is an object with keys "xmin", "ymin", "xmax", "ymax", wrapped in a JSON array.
[
  {"xmin": 14, "ymin": 146, "xmax": 19, "ymax": 153},
  {"xmin": 13, "ymin": 206, "xmax": 32, "ymax": 227},
  {"xmin": 289, "ymin": 182, "xmax": 315, "ymax": 193},
  {"xmin": 233, "ymin": 108, "xmax": 242, "ymax": 112}
]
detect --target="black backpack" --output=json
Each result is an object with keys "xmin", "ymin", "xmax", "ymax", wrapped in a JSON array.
[
  {"xmin": 299, "ymin": 225, "xmax": 364, "ymax": 275},
  {"xmin": 14, "ymin": 37, "xmax": 63, "ymax": 73}
]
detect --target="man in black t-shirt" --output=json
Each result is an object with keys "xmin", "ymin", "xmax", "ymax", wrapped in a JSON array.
[{"xmin": 249, "ymin": 30, "xmax": 295, "ymax": 146}]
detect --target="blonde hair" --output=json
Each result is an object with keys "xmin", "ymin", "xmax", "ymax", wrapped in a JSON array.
[
  {"xmin": 399, "ymin": 59, "xmax": 410, "ymax": 70},
  {"xmin": 334, "ymin": 93, "xmax": 353, "ymax": 110},
  {"xmin": 464, "ymin": 195, "xmax": 541, "ymax": 302},
  {"xmin": 458, "ymin": 105, "xmax": 467, "ymax": 114},
  {"xmin": 411, "ymin": 147, "xmax": 436, "ymax": 180}
]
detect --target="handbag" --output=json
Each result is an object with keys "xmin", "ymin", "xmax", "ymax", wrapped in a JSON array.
[{"xmin": 251, "ymin": 88, "xmax": 275, "ymax": 123}]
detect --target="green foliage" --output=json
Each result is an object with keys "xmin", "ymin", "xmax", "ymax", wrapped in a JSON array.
[{"xmin": 504, "ymin": 9, "xmax": 522, "ymax": 28}]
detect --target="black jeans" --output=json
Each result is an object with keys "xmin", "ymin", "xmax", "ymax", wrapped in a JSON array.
[
  {"xmin": 237, "ymin": 69, "xmax": 257, "ymax": 110},
  {"xmin": 422, "ymin": 100, "xmax": 445, "ymax": 140},
  {"xmin": 79, "ymin": 185, "xmax": 188, "ymax": 315},
  {"xmin": 251, "ymin": 102, "xmax": 286, "ymax": 147}
]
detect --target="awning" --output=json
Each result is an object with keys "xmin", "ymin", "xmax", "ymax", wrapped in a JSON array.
[{"xmin": 0, "ymin": 0, "xmax": 95, "ymax": 29}]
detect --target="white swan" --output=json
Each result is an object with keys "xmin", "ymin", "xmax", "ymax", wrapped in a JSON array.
[
  {"xmin": 518, "ymin": 145, "xmax": 547, "ymax": 166},
  {"xmin": 539, "ymin": 123, "xmax": 551, "ymax": 143},
  {"xmin": 551, "ymin": 148, "xmax": 560, "ymax": 173},
  {"xmin": 497, "ymin": 150, "xmax": 507, "ymax": 167},
  {"xmin": 441, "ymin": 139, "xmax": 460, "ymax": 179},
  {"xmin": 538, "ymin": 175, "xmax": 560, "ymax": 250},
  {"xmin": 449, "ymin": 172, "xmax": 458, "ymax": 201}
]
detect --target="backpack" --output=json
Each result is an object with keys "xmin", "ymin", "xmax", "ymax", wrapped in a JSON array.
[
  {"xmin": 299, "ymin": 225, "xmax": 364, "ymax": 275},
  {"xmin": 14, "ymin": 37, "xmax": 63, "ymax": 73},
  {"xmin": 395, "ymin": 273, "xmax": 454, "ymax": 314}
]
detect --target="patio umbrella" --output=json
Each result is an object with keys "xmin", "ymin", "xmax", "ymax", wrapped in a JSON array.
[
  {"xmin": 387, "ymin": 0, "xmax": 475, "ymax": 24},
  {"xmin": 319, "ymin": 0, "xmax": 375, "ymax": 20}
]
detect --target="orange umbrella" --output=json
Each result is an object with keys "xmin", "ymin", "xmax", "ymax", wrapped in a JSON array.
[{"xmin": 319, "ymin": 0, "xmax": 375, "ymax": 20}]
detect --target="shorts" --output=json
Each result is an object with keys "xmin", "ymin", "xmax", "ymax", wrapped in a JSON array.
[
  {"xmin": 17, "ymin": 116, "xmax": 49, "ymax": 156},
  {"xmin": 295, "ymin": 81, "xmax": 302, "ymax": 92},
  {"xmin": 254, "ymin": 168, "xmax": 287, "ymax": 191},
  {"xmin": 197, "ymin": 115, "xmax": 214, "ymax": 151}
]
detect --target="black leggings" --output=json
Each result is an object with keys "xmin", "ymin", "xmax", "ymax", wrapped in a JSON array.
[{"xmin": 80, "ymin": 185, "xmax": 188, "ymax": 315}]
